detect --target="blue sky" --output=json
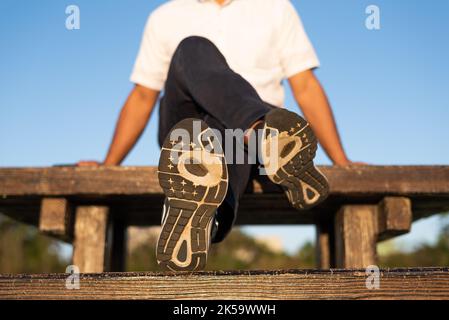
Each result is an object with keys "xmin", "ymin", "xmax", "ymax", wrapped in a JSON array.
[{"xmin": 1, "ymin": 0, "xmax": 448, "ymax": 255}]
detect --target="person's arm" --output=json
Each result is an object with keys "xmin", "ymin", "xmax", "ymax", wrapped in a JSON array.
[
  {"xmin": 78, "ymin": 84, "xmax": 159, "ymax": 166},
  {"xmin": 288, "ymin": 70, "xmax": 353, "ymax": 166}
]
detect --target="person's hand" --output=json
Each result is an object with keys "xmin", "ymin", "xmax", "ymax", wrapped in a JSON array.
[
  {"xmin": 77, "ymin": 160, "xmax": 102, "ymax": 167},
  {"xmin": 347, "ymin": 161, "xmax": 368, "ymax": 166},
  {"xmin": 334, "ymin": 160, "xmax": 368, "ymax": 166},
  {"xmin": 332, "ymin": 155, "xmax": 368, "ymax": 166}
]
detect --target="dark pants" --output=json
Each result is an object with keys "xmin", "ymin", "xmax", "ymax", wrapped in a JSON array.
[{"xmin": 158, "ymin": 36, "xmax": 274, "ymax": 242}]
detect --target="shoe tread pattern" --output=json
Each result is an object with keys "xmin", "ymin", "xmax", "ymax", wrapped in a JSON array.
[
  {"xmin": 157, "ymin": 118, "xmax": 228, "ymax": 271},
  {"xmin": 264, "ymin": 109, "xmax": 329, "ymax": 210}
]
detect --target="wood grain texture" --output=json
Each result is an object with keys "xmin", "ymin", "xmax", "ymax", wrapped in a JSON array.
[
  {"xmin": 1, "ymin": 268, "xmax": 448, "ymax": 300},
  {"xmin": 39, "ymin": 198, "xmax": 72, "ymax": 240},
  {"xmin": 72, "ymin": 206, "xmax": 110, "ymax": 273},
  {"xmin": 1, "ymin": 166, "xmax": 449, "ymax": 226},
  {"xmin": 1, "ymin": 166, "xmax": 449, "ymax": 196},
  {"xmin": 331, "ymin": 198, "xmax": 412, "ymax": 268},
  {"xmin": 377, "ymin": 197, "xmax": 412, "ymax": 241},
  {"xmin": 335, "ymin": 205, "xmax": 378, "ymax": 268}
]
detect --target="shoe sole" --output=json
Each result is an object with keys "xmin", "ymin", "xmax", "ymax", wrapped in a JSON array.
[
  {"xmin": 157, "ymin": 118, "xmax": 228, "ymax": 271},
  {"xmin": 262, "ymin": 108, "xmax": 329, "ymax": 210}
]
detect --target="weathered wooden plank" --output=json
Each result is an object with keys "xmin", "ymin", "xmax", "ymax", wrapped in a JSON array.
[
  {"xmin": 72, "ymin": 206, "xmax": 110, "ymax": 273},
  {"xmin": 335, "ymin": 205, "xmax": 378, "ymax": 268},
  {"xmin": 39, "ymin": 198, "xmax": 72, "ymax": 240},
  {"xmin": 1, "ymin": 268, "xmax": 448, "ymax": 300},
  {"xmin": 1, "ymin": 166, "xmax": 449, "ymax": 196},
  {"xmin": 1, "ymin": 166, "xmax": 448, "ymax": 228},
  {"xmin": 377, "ymin": 197, "xmax": 412, "ymax": 241},
  {"xmin": 0, "ymin": 166, "xmax": 161, "ymax": 196}
]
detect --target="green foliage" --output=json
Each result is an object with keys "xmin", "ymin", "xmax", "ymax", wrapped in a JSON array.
[
  {"xmin": 379, "ymin": 221, "xmax": 449, "ymax": 267},
  {"xmin": 0, "ymin": 214, "xmax": 69, "ymax": 273},
  {"xmin": 127, "ymin": 228, "xmax": 314, "ymax": 271},
  {"xmin": 206, "ymin": 229, "xmax": 314, "ymax": 270},
  {"xmin": 2, "ymin": 213, "xmax": 449, "ymax": 273},
  {"xmin": 126, "ymin": 237, "xmax": 159, "ymax": 271}
]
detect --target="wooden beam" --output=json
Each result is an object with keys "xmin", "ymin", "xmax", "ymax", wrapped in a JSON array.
[
  {"xmin": 1, "ymin": 268, "xmax": 449, "ymax": 300},
  {"xmin": 1, "ymin": 166, "xmax": 449, "ymax": 196},
  {"xmin": 377, "ymin": 197, "xmax": 412, "ymax": 241},
  {"xmin": 72, "ymin": 206, "xmax": 110, "ymax": 273},
  {"xmin": 334, "ymin": 197, "xmax": 413, "ymax": 268},
  {"xmin": 335, "ymin": 205, "xmax": 378, "ymax": 269},
  {"xmin": 1, "ymin": 166, "xmax": 449, "ymax": 228},
  {"xmin": 39, "ymin": 198, "xmax": 72, "ymax": 240}
]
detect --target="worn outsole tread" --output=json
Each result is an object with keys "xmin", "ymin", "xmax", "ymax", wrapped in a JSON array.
[
  {"xmin": 157, "ymin": 118, "xmax": 228, "ymax": 271},
  {"xmin": 263, "ymin": 109, "xmax": 329, "ymax": 210}
]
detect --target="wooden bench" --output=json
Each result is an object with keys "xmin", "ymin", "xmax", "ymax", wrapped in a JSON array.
[
  {"xmin": 1, "ymin": 166, "xmax": 449, "ymax": 273},
  {"xmin": 1, "ymin": 268, "xmax": 449, "ymax": 299}
]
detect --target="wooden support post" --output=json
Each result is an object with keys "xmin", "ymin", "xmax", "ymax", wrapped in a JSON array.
[
  {"xmin": 335, "ymin": 205, "xmax": 378, "ymax": 269},
  {"xmin": 72, "ymin": 206, "xmax": 110, "ymax": 273},
  {"xmin": 107, "ymin": 218, "xmax": 128, "ymax": 272},
  {"xmin": 334, "ymin": 197, "xmax": 413, "ymax": 269},
  {"xmin": 39, "ymin": 198, "xmax": 72, "ymax": 240},
  {"xmin": 377, "ymin": 196, "xmax": 412, "ymax": 241},
  {"xmin": 315, "ymin": 219, "xmax": 335, "ymax": 269}
]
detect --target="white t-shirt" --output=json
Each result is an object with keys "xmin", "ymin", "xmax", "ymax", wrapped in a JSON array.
[{"xmin": 130, "ymin": 0, "xmax": 319, "ymax": 107}]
